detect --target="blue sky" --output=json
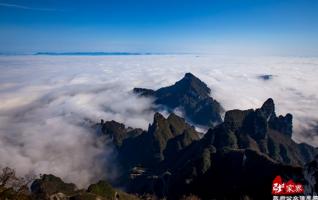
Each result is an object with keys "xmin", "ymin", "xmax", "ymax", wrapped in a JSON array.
[{"xmin": 0, "ymin": 0, "xmax": 317, "ymax": 56}]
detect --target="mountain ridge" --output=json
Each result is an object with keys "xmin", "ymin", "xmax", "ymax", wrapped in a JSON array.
[
  {"xmin": 133, "ymin": 73, "xmax": 224, "ymax": 127},
  {"xmin": 2, "ymin": 72, "xmax": 318, "ymax": 200}
]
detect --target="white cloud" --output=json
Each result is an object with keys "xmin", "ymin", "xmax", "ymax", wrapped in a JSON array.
[
  {"xmin": 0, "ymin": 54, "xmax": 317, "ymax": 187},
  {"xmin": 0, "ymin": 2, "xmax": 59, "ymax": 11}
]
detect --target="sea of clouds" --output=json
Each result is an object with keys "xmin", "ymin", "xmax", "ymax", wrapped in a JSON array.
[{"xmin": 0, "ymin": 55, "xmax": 317, "ymax": 187}]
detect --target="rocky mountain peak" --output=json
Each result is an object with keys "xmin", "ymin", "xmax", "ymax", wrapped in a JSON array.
[
  {"xmin": 149, "ymin": 112, "xmax": 193, "ymax": 139},
  {"xmin": 99, "ymin": 119, "xmax": 143, "ymax": 147},
  {"xmin": 96, "ymin": 93, "xmax": 317, "ymax": 200},
  {"xmin": 133, "ymin": 73, "xmax": 223, "ymax": 127},
  {"xmin": 118, "ymin": 112, "xmax": 201, "ymax": 168},
  {"xmin": 269, "ymin": 113, "xmax": 293, "ymax": 137},
  {"xmin": 153, "ymin": 112, "xmax": 166, "ymax": 122},
  {"xmin": 224, "ymin": 109, "xmax": 253, "ymax": 131},
  {"xmin": 148, "ymin": 112, "xmax": 167, "ymax": 133},
  {"xmin": 171, "ymin": 72, "xmax": 211, "ymax": 98},
  {"xmin": 261, "ymin": 98, "xmax": 276, "ymax": 119},
  {"xmin": 184, "ymin": 72, "xmax": 195, "ymax": 78}
]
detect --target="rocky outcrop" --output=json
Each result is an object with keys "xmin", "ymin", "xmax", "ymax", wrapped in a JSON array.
[
  {"xmin": 133, "ymin": 73, "xmax": 223, "ymax": 127},
  {"xmin": 118, "ymin": 112, "xmax": 201, "ymax": 169},
  {"xmin": 215, "ymin": 98, "xmax": 315, "ymax": 165},
  {"xmin": 304, "ymin": 156, "xmax": 318, "ymax": 195},
  {"xmin": 87, "ymin": 180, "xmax": 116, "ymax": 199},
  {"xmin": 99, "ymin": 120, "xmax": 144, "ymax": 148},
  {"xmin": 166, "ymin": 148, "xmax": 304, "ymax": 200},
  {"xmin": 269, "ymin": 114, "xmax": 293, "ymax": 137},
  {"xmin": 31, "ymin": 174, "xmax": 77, "ymax": 200},
  {"xmin": 30, "ymin": 174, "xmax": 139, "ymax": 200},
  {"xmin": 122, "ymin": 99, "xmax": 317, "ymax": 199}
]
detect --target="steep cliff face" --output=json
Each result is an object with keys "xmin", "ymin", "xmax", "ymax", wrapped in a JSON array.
[
  {"xmin": 304, "ymin": 156, "xmax": 318, "ymax": 195},
  {"xmin": 133, "ymin": 73, "xmax": 223, "ymax": 127},
  {"xmin": 218, "ymin": 98, "xmax": 315, "ymax": 166},
  {"xmin": 120, "ymin": 98, "xmax": 317, "ymax": 199},
  {"xmin": 118, "ymin": 112, "xmax": 201, "ymax": 169},
  {"xmin": 161, "ymin": 148, "xmax": 304, "ymax": 200},
  {"xmin": 117, "ymin": 73, "xmax": 318, "ymax": 199},
  {"xmin": 99, "ymin": 120, "xmax": 144, "ymax": 148}
]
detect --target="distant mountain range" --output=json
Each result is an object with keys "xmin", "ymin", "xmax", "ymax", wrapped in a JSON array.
[{"xmin": 35, "ymin": 52, "xmax": 161, "ymax": 56}]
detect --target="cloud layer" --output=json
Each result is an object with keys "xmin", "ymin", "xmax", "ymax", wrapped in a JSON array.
[{"xmin": 0, "ymin": 55, "xmax": 317, "ymax": 187}]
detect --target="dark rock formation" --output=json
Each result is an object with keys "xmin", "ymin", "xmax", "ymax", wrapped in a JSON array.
[
  {"xmin": 226, "ymin": 99, "xmax": 314, "ymax": 165},
  {"xmin": 99, "ymin": 120, "xmax": 144, "ymax": 148},
  {"xmin": 258, "ymin": 74, "xmax": 274, "ymax": 81},
  {"xmin": 120, "ymin": 99, "xmax": 317, "ymax": 199},
  {"xmin": 269, "ymin": 113, "xmax": 293, "ymax": 137},
  {"xmin": 304, "ymin": 156, "xmax": 318, "ymax": 195},
  {"xmin": 31, "ymin": 174, "xmax": 77, "ymax": 200},
  {"xmin": 118, "ymin": 112, "xmax": 201, "ymax": 169},
  {"xmin": 133, "ymin": 73, "xmax": 223, "ymax": 127},
  {"xmin": 261, "ymin": 98, "xmax": 276, "ymax": 119},
  {"xmin": 87, "ymin": 180, "xmax": 116, "ymax": 199},
  {"xmin": 30, "ymin": 174, "xmax": 139, "ymax": 200},
  {"xmin": 163, "ymin": 148, "xmax": 304, "ymax": 200}
]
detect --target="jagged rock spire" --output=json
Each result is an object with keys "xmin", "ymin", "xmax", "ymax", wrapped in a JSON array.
[
  {"xmin": 269, "ymin": 113, "xmax": 293, "ymax": 137},
  {"xmin": 261, "ymin": 98, "xmax": 276, "ymax": 119}
]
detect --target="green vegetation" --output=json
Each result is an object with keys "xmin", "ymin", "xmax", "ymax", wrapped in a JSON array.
[{"xmin": 87, "ymin": 180, "xmax": 115, "ymax": 199}]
